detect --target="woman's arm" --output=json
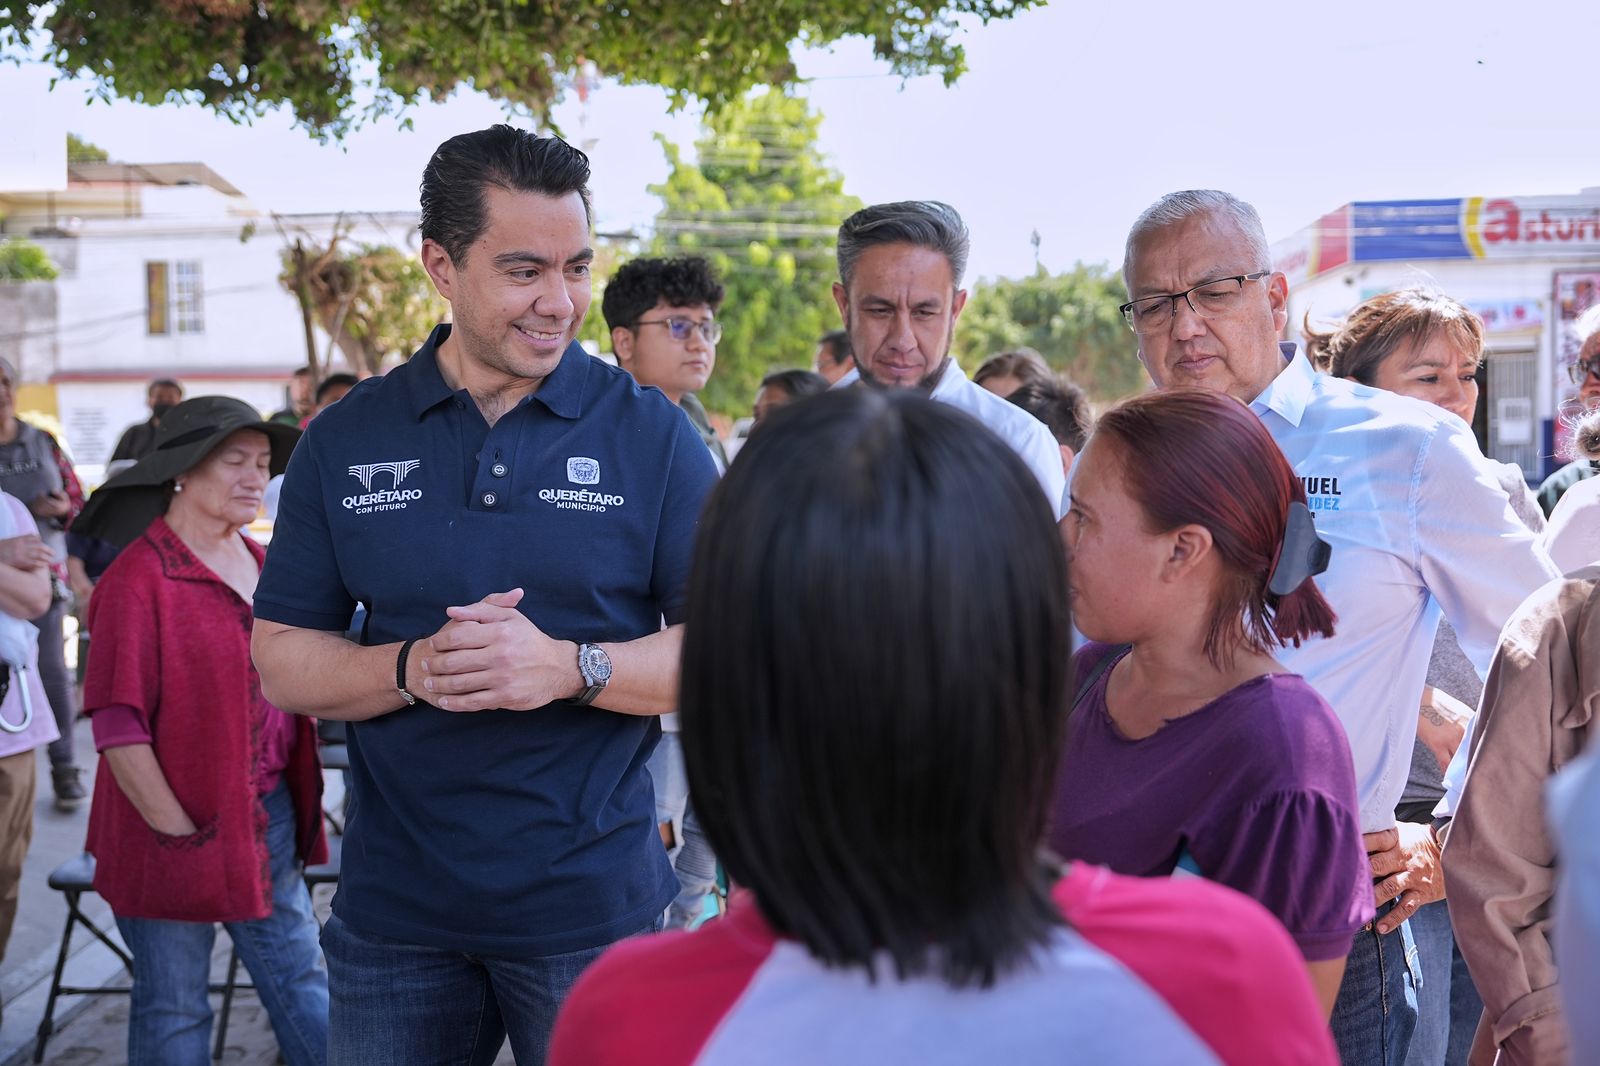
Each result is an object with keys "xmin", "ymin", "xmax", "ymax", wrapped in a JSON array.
[
  {"xmin": 1306, "ymin": 958, "xmax": 1346, "ymax": 1019},
  {"xmin": 101, "ymin": 744, "xmax": 199, "ymax": 836},
  {"xmin": 0, "ymin": 533, "xmax": 54, "ymax": 619}
]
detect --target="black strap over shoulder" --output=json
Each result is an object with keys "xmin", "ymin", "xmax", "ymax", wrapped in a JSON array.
[{"xmin": 1069, "ymin": 643, "xmax": 1130, "ymax": 716}]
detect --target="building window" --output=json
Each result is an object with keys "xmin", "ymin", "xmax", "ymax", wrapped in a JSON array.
[
  {"xmin": 174, "ymin": 261, "xmax": 203, "ymax": 334},
  {"xmin": 146, "ymin": 262, "xmax": 168, "ymax": 335},
  {"xmin": 145, "ymin": 260, "xmax": 204, "ymax": 335}
]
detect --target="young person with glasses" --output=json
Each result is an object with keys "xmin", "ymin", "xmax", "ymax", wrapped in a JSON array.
[{"xmin": 605, "ymin": 255, "xmax": 728, "ymax": 473}]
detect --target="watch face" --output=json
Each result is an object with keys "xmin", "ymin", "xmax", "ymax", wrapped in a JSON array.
[{"xmin": 581, "ymin": 645, "xmax": 613, "ymax": 685}]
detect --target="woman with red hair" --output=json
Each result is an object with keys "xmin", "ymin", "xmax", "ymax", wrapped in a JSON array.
[{"xmin": 1051, "ymin": 387, "xmax": 1370, "ymax": 1016}]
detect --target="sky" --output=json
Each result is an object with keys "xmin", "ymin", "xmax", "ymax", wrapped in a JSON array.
[{"xmin": 4, "ymin": 0, "xmax": 1598, "ymax": 283}]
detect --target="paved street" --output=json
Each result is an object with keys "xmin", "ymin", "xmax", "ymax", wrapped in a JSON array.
[{"xmin": 0, "ymin": 718, "xmax": 517, "ymax": 1065}]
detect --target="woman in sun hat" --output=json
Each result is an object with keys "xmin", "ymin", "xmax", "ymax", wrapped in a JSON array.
[{"xmin": 74, "ymin": 396, "xmax": 328, "ymax": 1066}]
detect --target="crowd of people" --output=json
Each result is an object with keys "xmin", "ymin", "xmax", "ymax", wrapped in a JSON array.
[{"xmin": 0, "ymin": 123, "xmax": 1595, "ymax": 1066}]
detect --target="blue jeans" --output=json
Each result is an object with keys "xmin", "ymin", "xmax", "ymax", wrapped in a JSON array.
[
  {"xmin": 1404, "ymin": 899, "xmax": 1482, "ymax": 1066},
  {"xmin": 1331, "ymin": 899, "xmax": 1420, "ymax": 1065},
  {"xmin": 322, "ymin": 912, "xmax": 661, "ymax": 1066},
  {"xmin": 115, "ymin": 781, "xmax": 329, "ymax": 1066}
]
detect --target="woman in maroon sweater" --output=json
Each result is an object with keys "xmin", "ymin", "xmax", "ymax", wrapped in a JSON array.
[{"xmin": 74, "ymin": 396, "xmax": 326, "ymax": 1066}]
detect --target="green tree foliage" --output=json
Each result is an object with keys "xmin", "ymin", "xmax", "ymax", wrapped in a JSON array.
[
  {"xmin": 2, "ymin": 1, "xmax": 1040, "ymax": 141},
  {"xmin": 955, "ymin": 264, "xmax": 1147, "ymax": 402},
  {"xmin": 0, "ymin": 239, "xmax": 60, "ymax": 281},
  {"xmin": 278, "ymin": 238, "xmax": 445, "ymax": 376},
  {"xmin": 644, "ymin": 88, "xmax": 861, "ymax": 417},
  {"xmin": 66, "ymin": 132, "xmax": 109, "ymax": 162}
]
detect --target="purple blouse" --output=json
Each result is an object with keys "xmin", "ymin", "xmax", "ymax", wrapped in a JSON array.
[{"xmin": 1048, "ymin": 642, "xmax": 1373, "ymax": 961}]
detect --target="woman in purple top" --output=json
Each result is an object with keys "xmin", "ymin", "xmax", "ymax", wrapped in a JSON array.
[{"xmin": 1051, "ymin": 388, "xmax": 1372, "ymax": 1016}]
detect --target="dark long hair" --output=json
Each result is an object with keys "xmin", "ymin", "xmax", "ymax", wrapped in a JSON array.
[
  {"xmin": 1092, "ymin": 389, "xmax": 1337, "ymax": 667},
  {"xmin": 680, "ymin": 388, "xmax": 1072, "ymax": 988}
]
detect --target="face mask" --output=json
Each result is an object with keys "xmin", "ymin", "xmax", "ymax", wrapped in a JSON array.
[{"xmin": 151, "ymin": 403, "xmax": 175, "ymax": 419}]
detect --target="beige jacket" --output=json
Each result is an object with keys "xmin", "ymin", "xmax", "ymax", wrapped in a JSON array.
[{"xmin": 1443, "ymin": 566, "xmax": 1600, "ymax": 1066}]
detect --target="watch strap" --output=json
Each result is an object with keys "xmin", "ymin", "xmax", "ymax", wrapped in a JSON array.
[
  {"xmin": 396, "ymin": 637, "xmax": 421, "ymax": 706},
  {"xmin": 573, "ymin": 642, "xmax": 608, "ymax": 707}
]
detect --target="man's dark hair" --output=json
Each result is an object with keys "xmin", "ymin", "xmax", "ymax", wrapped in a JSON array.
[
  {"xmin": 836, "ymin": 201, "xmax": 970, "ymax": 291},
  {"xmin": 681, "ymin": 389, "xmax": 1072, "ymax": 989},
  {"xmin": 1008, "ymin": 378, "xmax": 1092, "ymax": 453},
  {"xmin": 315, "ymin": 373, "xmax": 360, "ymax": 405},
  {"xmin": 601, "ymin": 256, "xmax": 724, "ymax": 333},
  {"xmin": 148, "ymin": 378, "xmax": 183, "ymax": 396},
  {"xmin": 290, "ymin": 367, "xmax": 311, "ymax": 379},
  {"xmin": 758, "ymin": 368, "xmax": 829, "ymax": 403},
  {"xmin": 420, "ymin": 125, "xmax": 593, "ymax": 266},
  {"xmin": 816, "ymin": 330, "xmax": 852, "ymax": 367}
]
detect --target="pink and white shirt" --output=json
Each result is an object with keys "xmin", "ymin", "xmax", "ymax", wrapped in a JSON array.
[{"xmin": 551, "ymin": 863, "xmax": 1337, "ymax": 1066}]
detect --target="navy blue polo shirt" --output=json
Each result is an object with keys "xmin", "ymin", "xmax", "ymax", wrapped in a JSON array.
[{"xmin": 254, "ymin": 325, "xmax": 718, "ymax": 956}]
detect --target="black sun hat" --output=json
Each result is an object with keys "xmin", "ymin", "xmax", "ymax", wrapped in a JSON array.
[{"xmin": 71, "ymin": 396, "xmax": 301, "ymax": 548}]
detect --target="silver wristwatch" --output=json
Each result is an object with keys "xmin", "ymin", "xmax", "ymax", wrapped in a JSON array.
[{"xmin": 574, "ymin": 643, "xmax": 612, "ymax": 707}]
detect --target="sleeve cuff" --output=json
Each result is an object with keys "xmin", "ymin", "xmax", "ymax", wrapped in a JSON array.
[
  {"xmin": 90, "ymin": 703, "xmax": 153, "ymax": 751},
  {"xmin": 252, "ymin": 596, "xmax": 359, "ymax": 632},
  {"xmin": 1491, "ymin": 985, "xmax": 1565, "ymax": 1047}
]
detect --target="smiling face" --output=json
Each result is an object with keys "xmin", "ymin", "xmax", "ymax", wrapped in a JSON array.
[
  {"xmin": 422, "ymin": 185, "xmax": 593, "ymax": 389},
  {"xmin": 173, "ymin": 429, "xmax": 272, "ymax": 529},
  {"xmin": 613, "ymin": 300, "xmax": 717, "ymax": 405},
  {"xmin": 1125, "ymin": 211, "xmax": 1289, "ymax": 403},
  {"xmin": 1372, "ymin": 332, "xmax": 1481, "ymax": 425},
  {"xmin": 833, "ymin": 243, "xmax": 967, "ymax": 392}
]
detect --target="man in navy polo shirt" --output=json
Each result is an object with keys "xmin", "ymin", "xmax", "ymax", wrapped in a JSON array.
[{"xmin": 251, "ymin": 126, "xmax": 717, "ymax": 1066}]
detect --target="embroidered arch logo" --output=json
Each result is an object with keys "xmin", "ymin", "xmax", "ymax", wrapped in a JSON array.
[{"xmin": 344, "ymin": 460, "xmax": 423, "ymax": 514}]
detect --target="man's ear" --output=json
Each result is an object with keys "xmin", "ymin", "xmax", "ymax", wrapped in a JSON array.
[
  {"xmin": 1267, "ymin": 271, "xmax": 1290, "ymax": 334},
  {"xmin": 611, "ymin": 326, "xmax": 635, "ymax": 367},
  {"xmin": 1059, "ymin": 444, "xmax": 1075, "ymax": 478},
  {"xmin": 832, "ymin": 281, "xmax": 850, "ymax": 327},
  {"xmin": 951, "ymin": 287, "xmax": 969, "ymax": 321},
  {"xmin": 420, "ymin": 238, "xmax": 455, "ymax": 301}
]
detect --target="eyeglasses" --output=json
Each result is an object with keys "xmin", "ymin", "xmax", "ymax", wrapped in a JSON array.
[
  {"xmin": 635, "ymin": 317, "xmax": 722, "ymax": 345},
  {"xmin": 1119, "ymin": 272, "xmax": 1273, "ymax": 334},
  {"xmin": 1569, "ymin": 357, "xmax": 1600, "ymax": 385}
]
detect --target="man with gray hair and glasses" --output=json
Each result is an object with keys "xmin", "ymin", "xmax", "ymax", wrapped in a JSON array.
[
  {"xmin": 1118, "ymin": 189, "xmax": 1558, "ymax": 1064},
  {"xmin": 831, "ymin": 201, "xmax": 1066, "ymax": 516}
]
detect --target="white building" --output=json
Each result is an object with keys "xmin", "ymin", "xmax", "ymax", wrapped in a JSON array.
[
  {"xmin": 1273, "ymin": 191, "xmax": 1600, "ymax": 482},
  {"xmin": 0, "ymin": 161, "xmax": 420, "ymax": 475}
]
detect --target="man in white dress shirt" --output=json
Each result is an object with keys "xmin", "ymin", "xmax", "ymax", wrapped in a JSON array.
[
  {"xmin": 831, "ymin": 201, "xmax": 1066, "ymax": 518},
  {"xmin": 1119, "ymin": 189, "xmax": 1559, "ymax": 1064}
]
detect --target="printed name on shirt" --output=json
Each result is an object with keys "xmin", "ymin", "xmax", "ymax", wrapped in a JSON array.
[
  {"xmin": 1300, "ymin": 474, "xmax": 1342, "ymax": 512},
  {"xmin": 344, "ymin": 459, "xmax": 423, "ymax": 514},
  {"xmin": 540, "ymin": 456, "xmax": 623, "ymax": 512}
]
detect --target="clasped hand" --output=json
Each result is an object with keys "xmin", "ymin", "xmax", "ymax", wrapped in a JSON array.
[
  {"xmin": 410, "ymin": 589, "xmax": 581, "ymax": 713},
  {"xmin": 1365, "ymin": 822, "xmax": 1445, "ymax": 935}
]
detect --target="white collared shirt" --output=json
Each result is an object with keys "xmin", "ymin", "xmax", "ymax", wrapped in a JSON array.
[
  {"xmin": 1250, "ymin": 346, "xmax": 1558, "ymax": 831},
  {"xmin": 832, "ymin": 361, "xmax": 1066, "ymax": 518},
  {"xmin": 927, "ymin": 360, "xmax": 1068, "ymax": 519}
]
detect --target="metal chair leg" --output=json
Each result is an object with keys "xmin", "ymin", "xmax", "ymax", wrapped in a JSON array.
[
  {"xmin": 33, "ymin": 890, "xmax": 81, "ymax": 1063},
  {"xmin": 212, "ymin": 943, "xmax": 242, "ymax": 1061}
]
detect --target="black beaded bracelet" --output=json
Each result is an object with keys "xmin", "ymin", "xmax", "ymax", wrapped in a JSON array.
[{"xmin": 396, "ymin": 637, "xmax": 421, "ymax": 706}]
